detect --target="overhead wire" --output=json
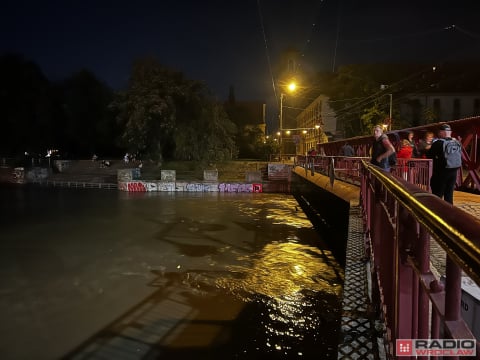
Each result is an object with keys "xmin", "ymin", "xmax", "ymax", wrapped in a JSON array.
[
  {"xmin": 256, "ymin": 0, "xmax": 327, "ymax": 130},
  {"xmin": 256, "ymin": 0, "xmax": 277, "ymax": 107},
  {"xmin": 256, "ymin": 0, "xmax": 480, "ymax": 132},
  {"xmin": 325, "ymin": 21, "xmax": 480, "ymax": 123},
  {"xmin": 324, "ymin": 66, "xmax": 436, "ymax": 119}
]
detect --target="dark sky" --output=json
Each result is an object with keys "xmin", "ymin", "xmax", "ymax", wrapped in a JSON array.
[{"xmin": 2, "ymin": 0, "xmax": 480, "ymax": 128}]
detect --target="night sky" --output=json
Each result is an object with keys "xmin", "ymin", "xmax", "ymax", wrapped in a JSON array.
[{"xmin": 2, "ymin": 0, "xmax": 480, "ymax": 127}]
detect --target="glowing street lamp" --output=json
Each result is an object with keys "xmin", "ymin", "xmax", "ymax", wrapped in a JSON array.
[
  {"xmin": 315, "ymin": 124, "xmax": 321, "ymax": 145},
  {"xmin": 279, "ymin": 81, "xmax": 298, "ymax": 159}
]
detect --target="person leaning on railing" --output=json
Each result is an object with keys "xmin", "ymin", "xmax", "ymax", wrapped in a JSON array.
[
  {"xmin": 407, "ymin": 131, "xmax": 420, "ymax": 158},
  {"xmin": 417, "ymin": 131, "xmax": 434, "ymax": 158},
  {"xmin": 339, "ymin": 142, "xmax": 355, "ymax": 157},
  {"xmin": 371, "ymin": 125, "xmax": 396, "ymax": 171}
]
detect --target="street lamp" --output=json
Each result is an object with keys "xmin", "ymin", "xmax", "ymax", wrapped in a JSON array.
[
  {"xmin": 387, "ymin": 93, "xmax": 392, "ymax": 131},
  {"xmin": 279, "ymin": 81, "xmax": 297, "ymax": 160},
  {"xmin": 280, "ymin": 93, "xmax": 285, "ymax": 149}
]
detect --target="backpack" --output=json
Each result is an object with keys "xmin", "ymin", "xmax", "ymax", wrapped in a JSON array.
[{"xmin": 442, "ymin": 138, "xmax": 462, "ymax": 168}]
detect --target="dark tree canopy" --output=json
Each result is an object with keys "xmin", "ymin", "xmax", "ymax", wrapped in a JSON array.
[
  {"xmin": 110, "ymin": 57, "xmax": 237, "ymax": 163},
  {"xmin": 0, "ymin": 53, "xmax": 54, "ymax": 156}
]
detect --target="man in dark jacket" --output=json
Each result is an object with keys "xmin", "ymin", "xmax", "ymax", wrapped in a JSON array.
[{"xmin": 426, "ymin": 123, "xmax": 462, "ymax": 204}]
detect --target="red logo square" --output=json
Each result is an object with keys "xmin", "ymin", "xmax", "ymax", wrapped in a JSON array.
[{"xmin": 397, "ymin": 340, "xmax": 413, "ymax": 356}]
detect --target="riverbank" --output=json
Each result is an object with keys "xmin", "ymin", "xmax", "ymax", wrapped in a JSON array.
[
  {"xmin": 1, "ymin": 159, "xmax": 271, "ymax": 184},
  {"xmin": 2, "ymin": 159, "xmax": 295, "ymax": 193}
]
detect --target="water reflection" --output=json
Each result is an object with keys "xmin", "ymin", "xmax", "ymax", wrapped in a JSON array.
[
  {"xmin": 218, "ymin": 241, "xmax": 342, "ymax": 299},
  {"xmin": 0, "ymin": 187, "xmax": 344, "ymax": 359},
  {"xmin": 216, "ymin": 240, "xmax": 343, "ymax": 358}
]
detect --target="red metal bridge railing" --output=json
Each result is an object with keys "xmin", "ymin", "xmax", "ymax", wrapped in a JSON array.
[
  {"xmin": 361, "ymin": 161, "xmax": 480, "ymax": 359},
  {"xmin": 296, "ymin": 155, "xmax": 433, "ymax": 191},
  {"xmin": 316, "ymin": 117, "xmax": 480, "ymax": 193}
]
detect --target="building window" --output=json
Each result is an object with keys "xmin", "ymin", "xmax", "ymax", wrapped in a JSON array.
[
  {"xmin": 474, "ymin": 98, "xmax": 480, "ymax": 115},
  {"xmin": 288, "ymin": 59, "xmax": 297, "ymax": 73},
  {"xmin": 453, "ymin": 98, "xmax": 460, "ymax": 119}
]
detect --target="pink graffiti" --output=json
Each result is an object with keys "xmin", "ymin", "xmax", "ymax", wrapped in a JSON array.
[
  {"xmin": 219, "ymin": 183, "xmax": 256, "ymax": 192},
  {"xmin": 127, "ymin": 182, "xmax": 147, "ymax": 192}
]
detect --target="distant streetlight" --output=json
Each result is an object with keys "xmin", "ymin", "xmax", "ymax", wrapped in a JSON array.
[
  {"xmin": 281, "ymin": 126, "xmax": 320, "ymax": 154},
  {"xmin": 387, "ymin": 93, "xmax": 392, "ymax": 131},
  {"xmin": 315, "ymin": 124, "xmax": 321, "ymax": 145},
  {"xmin": 380, "ymin": 84, "xmax": 393, "ymax": 131}
]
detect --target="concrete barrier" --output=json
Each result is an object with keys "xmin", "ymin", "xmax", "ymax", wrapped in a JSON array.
[{"xmin": 204, "ymin": 170, "xmax": 218, "ymax": 181}]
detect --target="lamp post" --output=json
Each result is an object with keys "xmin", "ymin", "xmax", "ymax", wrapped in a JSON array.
[
  {"xmin": 279, "ymin": 93, "xmax": 285, "ymax": 159},
  {"xmin": 381, "ymin": 85, "xmax": 393, "ymax": 131},
  {"xmin": 388, "ymin": 93, "xmax": 392, "ymax": 131},
  {"xmin": 278, "ymin": 81, "xmax": 297, "ymax": 160}
]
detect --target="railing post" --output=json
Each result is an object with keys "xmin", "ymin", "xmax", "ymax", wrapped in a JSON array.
[
  {"xmin": 445, "ymin": 257, "xmax": 462, "ymax": 322},
  {"xmin": 396, "ymin": 206, "xmax": 415, "ymax": 340},
  {"xmin": 416, "ymin": 226, "xmax": 431, "ymax": 339}
]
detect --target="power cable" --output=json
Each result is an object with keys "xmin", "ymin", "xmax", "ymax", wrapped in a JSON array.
[
  {"xmin": 256, "ymin": 0, "xmax": 277, "ymax": 106},
  {"xmin": 332, "ymin": 0, "xmax": 342, "ymax": 72}
]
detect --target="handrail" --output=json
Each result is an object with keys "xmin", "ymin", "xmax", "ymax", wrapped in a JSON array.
[
  {"xmin": 361, "ymin": 160, "xmax": 480, "ymax": 358},
  {"xmin": 31, "ymin": 179, "xmax": 118, "ymax": 190},
  {"xmin": 296, "ymin": 155, "xmax": 432, "ymax": 191},
  {"xmin": 364, "ymin": 161, "xmax": 480, "ymax": 285}
]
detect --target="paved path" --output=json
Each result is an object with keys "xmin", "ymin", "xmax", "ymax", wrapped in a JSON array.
[
  {"xmin": 429, "ymin": 191, "xmax": 480, "ymax": 276},
  {"xmin": 338, "ymin": 190, "xmax": 480, "ymax": 359}
]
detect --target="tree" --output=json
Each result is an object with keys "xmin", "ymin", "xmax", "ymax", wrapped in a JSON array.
[
  {"xmin": 260, "ymin": 136, "xmax": 280, "ymax": 161},
  {"xmin": 60, "ymin": 69, "xmax": 116, "ymax": 157},
  {"xmin": 359, "ymin": 103, "xmax": 386, "ymax": 135},
  {"xmin": 0, "ymin": 53, "xmax": 54, "ymax": 157},
  {"xmin": 111, "ymin": 57, "xmax": 237, "ymax": 163}
]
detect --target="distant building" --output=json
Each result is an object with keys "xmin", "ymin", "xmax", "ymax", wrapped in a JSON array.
[
  {"xmin": 294, "ymin": 94, "xmax": 337, "ymax": 155},
  {"xmin": 224, "ymin": 87, "xmax": 266, "ymax": 158},
  {"xmin": 293, "ymin": 92, "xmax": 480, "ymax": 154},
  {"xmin": 400, "ymin": 92, "xmax": 480, "ymax": 125}
]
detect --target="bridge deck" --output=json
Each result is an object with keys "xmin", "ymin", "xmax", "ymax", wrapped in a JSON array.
[{"xmin": 338, "ymin": 190, "xmax": 480, "ymax": 359}]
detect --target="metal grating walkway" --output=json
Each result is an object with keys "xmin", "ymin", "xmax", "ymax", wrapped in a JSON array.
[{"xmin": 337, "ymin": 206, "xmax": 382, "ymax": 360}]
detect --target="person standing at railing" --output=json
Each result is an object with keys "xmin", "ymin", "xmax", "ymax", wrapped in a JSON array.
[
  {"xmin": 307, "ymin": 148, "xmax": 317, "ymax": 172},
  {"xmin": 417, "ymin": 131, "xmax": 434, "ymax": 158},
  {"xmin": 371, "ymin": 125, "xmax": 396, "ymax": 171},
  {"xmin": 397, "ymin": 139, "xmax": 414, "ymax": 179},
  {"xmin": 426, "ymin": 123, "xmax": 462, "ymax": 204},
  {"xmin": 406, "ymin": 131, "xmax": 420, "ymax": 158},
  {"xmin": 339, "ymin": 142, "xmax": 355, "ymax": 157}
]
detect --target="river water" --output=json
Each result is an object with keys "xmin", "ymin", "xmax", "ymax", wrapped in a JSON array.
[{"xmin": 0, "ymin": 185, "xmax": 344, "ymax": 359}]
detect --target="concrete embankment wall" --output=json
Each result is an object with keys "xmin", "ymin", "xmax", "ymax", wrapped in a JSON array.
[
  {"xmin": 291, "ymin": 167, "xmax": 360, "ymax": 266},
  {"xmin": 117, "ymin": 163, "xmax": 293, "ymax": 193}
]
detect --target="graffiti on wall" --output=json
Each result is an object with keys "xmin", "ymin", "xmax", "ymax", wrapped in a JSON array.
[
  {"xmin": 268, "ymin": 164, "xmax": 291, "ymax": 180},
  {"xmin": 118, "ymin": 181, "xmax": 147, "ymax": 192},
  {"xmin": 118, "ymin": 181, "xmax": 263, "ymax": 193},
  {"xmin": 219, "ymin": 183, "xmax": 262, "ymax": 193}
]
